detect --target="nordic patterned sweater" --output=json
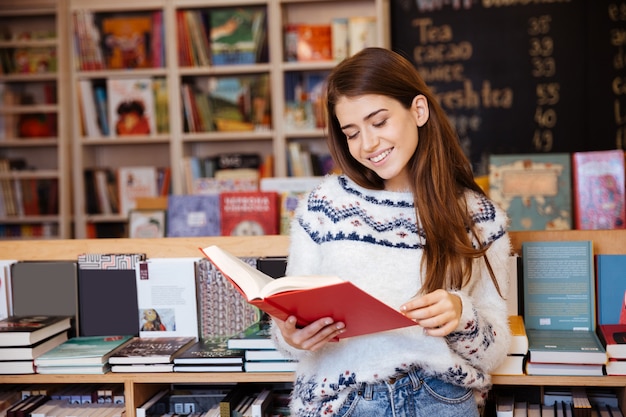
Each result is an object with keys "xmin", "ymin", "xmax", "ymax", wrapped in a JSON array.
[{"xmin": 270, "ymin": 175, "xmax": 513, "ymax": 417}]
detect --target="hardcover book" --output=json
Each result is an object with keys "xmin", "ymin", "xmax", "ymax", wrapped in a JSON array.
[
  {"xmin": 36, "ymin": 363, "xmax": 111, "ymax": 375},
  {"xmin": 77, "ymin": 253, "xmax": 144, "ymax": 337},
  {"xmin": 166, "ymin": 195, "xmax": 220, "ymax": 237},
  {"xmin": 572, "ymin": 149, "xmax": 626, "ymax": 230},
  {"xmin": 226, "ymin": 321, "xmax": 275, "ymax": 350},
  {"xmin": 0, "ymin": 331, "xmax": 67, "ymax": 361},
  {"xmin": 107, "ymin": 78, "xmax": 156, "ymax": 136},
  {"xmin": 173, "ymin": 338, "xmax": 244, "ymax": 365},
  {"xmin": 135, "ymin": 258, "xmax": 199, "ymax": 338},
  {"xmin": 219, "ymin": 191, "xmax": 279, "ymax": 236},
  {"xmin": 522, "ymin": 241, "xmax": 607, "ymax": 367},
  {"xmin": 10, "ymin": 261, "xmax": 79, "ymax": 337},
  {"xmin": 203, "ymin": 245, "xmax": 417, "ymax": 340},
  {"xmin": 595, "ymin": 254, "xmax": 626, "ymax": 325},
  {"xmin": 524, "ymin": 361, "xmax": 604, "ymax": 376},
  {"xmin": 0, "ymin": 315, "xmax": 71, "ymax": 347},
  {"xmin": 210, "ymin": 6, "xmax": 266, "ymax": 65},
  {"xmin": 597, "ymin": 324, "xmax": 626, "ymax": 360},
  {"xmin": 100, "ymin": 13, "xmax": 154, "ymax": 69},
  {"xmin": 34, "ymin": 335, "xmax": 133, "ymax": 367},
  {"xmin": 488, "ymin": 153, "xmax": 572, "ymax": 231},
  {"xmin": 108, "ymin": 336, "xmax": 195, "ymax": 365}
]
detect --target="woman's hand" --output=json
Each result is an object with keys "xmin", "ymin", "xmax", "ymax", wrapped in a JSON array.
[
  {"xmin": 273, "ymin": 316, "xmax": 346, "ymax": 351},
  {"xmin": 400, "ymin": 289, "xmax": 462, "ymax": 337}
]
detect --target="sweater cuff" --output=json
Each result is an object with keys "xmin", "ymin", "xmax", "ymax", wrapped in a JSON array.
[{"xmin": 450, "ymin": 290, "xmax": 475, "ymax": 333}]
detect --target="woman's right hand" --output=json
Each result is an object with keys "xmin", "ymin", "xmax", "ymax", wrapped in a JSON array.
[{"xmin": 272, "ymin": 315, "xmax": 346, "ymax": 351}]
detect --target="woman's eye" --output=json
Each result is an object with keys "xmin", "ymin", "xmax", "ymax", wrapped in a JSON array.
[
  {"xmin": 345, "ymin": 131, "xmax": 359, "ymax": 140},
  {"xmin": 373, "ymin": 119, "xmax": 387, "ymax": 128}
]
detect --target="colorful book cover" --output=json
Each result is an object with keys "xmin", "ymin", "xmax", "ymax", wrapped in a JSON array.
[
  {"xmin": 166, "ymin": 194, "xmax": 220, "ymax": 237},
  {"xmin": 597, "ymin": 323, "xmax": 626, "ymax": 359},
  {"xmin": 0, "ymin": 315, "xmax": 71, "ymax": 347},
  {"xmin": 116, "ymin": 166, "xmax": 158, "ymax": 217},
  {"xmin": 108, "ymin": 336, "xmax": 195, "ymax": 365},
  {"xmin": 34, "ymin": 335, "xmax": 133, "ymax": 367},
  {"xmin": 219, "ymin": 191, "xmax": 279, "ymax": 236},
  {"xmin": 135, "ymin": 257, "xmax": 199, "ymax": 338},
  {"xmin": 100, "ymin": 13, "xmax": 154, "ymax": 69},
  {"xmin": 107, "ymin": 77, "xmax": 156, "ymax": 136},
  {"xmin": 194, "ymin": 258, "xmax": 260, "ymax": 340},
  {"xmin": 596, "ymin": 254, "xmax": 626, "ymax": 326},
  {"xmin": 173, "ymin": 338, "xmax": 244, "ymax": 365},
  {"xmin": 572, "ymin": 149, "xmax": 626, "ymax": 230},
  {"xmin": 226, "ymin": 321, "xmax": 275, "ymax": 350},
  {"xmin": 296, "ymin": 24, "xmax": 332, "ymax": 61},
  {"xmin": 210, "ymin": 6, "xmax": 266, "ymax": 65},
  {"xmin": 488, "ymin": 153, "xmax": 572, "ymax": 231}
]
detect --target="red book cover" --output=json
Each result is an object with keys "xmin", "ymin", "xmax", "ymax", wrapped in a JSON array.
[
  {"xmin": 219, "ymin": 191, "xmax": 279, "ymax": 236},
  {"xmin": 572, "ymin": 149, "xmax": 626, "ymax": 230},
  {"xmin": 598, "ymin": 323, "xmax": 626, "ymax": 359},
  {"xmin": 200, "ymin": 245, "xmax": 418, "ymax": 340}
]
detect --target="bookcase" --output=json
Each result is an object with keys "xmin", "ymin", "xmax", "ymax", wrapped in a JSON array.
[
  {"xmin": 1, "ymin": 230, "xmax": 626, "ymax": 416},
  {"xmin": 68, "ymin": 0, "xmax": 390, "ymax": 239},
  {"xmin": 0, "ymin": 0, "xmax": 72, "ymax": 239}
]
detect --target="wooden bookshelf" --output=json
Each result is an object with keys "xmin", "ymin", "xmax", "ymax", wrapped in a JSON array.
[{"xmin": 2, "ymin": 230, "xmax": 626, "ymax": 415}]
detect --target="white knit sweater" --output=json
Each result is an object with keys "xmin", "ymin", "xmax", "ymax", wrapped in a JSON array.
[{"xmin": 271, "ymin": 175, "xmax": 512, "ymax": 417}]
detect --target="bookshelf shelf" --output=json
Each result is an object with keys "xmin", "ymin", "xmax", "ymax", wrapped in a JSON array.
[{"xmin": 0, "ymin": 0, "xmax": 71, "ymax": 239}]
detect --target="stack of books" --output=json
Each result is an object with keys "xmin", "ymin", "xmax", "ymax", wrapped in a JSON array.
[
  {"xmin": 0, "ymin": 315, "xmax": 71, "ymax": 374},
  {"xmin": 491, "ymin": 315, "xmax": 528, "ymax": 376},
  {"xmin": 108, "ymin": 336, "xmax": 196, "ymax": 372},
  {"xmin": 34, "ymin": 335, "xmax": 134, "ymax": 374},
  {"xmin": 227, "ymin": 321, "xmax": 298, "ymax": 373}
]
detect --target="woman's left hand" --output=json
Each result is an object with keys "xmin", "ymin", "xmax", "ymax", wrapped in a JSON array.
[{"xmin": 400, "ymin": 289, "xmax": 462, "ymax": 337}]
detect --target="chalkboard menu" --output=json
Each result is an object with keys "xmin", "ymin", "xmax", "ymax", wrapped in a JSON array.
[{"xmin": 391, "ymin": 0, "xmax": 625, "ymax": 175}]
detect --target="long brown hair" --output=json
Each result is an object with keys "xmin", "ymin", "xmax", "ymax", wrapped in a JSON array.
[{"xmin": 325, "ymin": 47, "xmax": 500, "ymax": 295}]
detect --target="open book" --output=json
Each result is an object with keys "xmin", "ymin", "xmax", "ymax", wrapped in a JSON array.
[{"xmin": 200, "ymin": 245, "xmax": 417, "ymax": 339}]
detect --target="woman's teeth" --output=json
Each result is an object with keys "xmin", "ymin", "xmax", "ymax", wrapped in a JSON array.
[{"xmin": 370, "ymin": 149, "xmax": 391, "ymax": 163}]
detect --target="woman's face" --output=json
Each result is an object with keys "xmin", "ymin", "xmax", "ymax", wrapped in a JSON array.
[{"xmin": 335, "ymin": 94, "xmax": 429, "ymax": 191}]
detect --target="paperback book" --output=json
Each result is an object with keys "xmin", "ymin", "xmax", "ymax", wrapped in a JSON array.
[
  {"xmin": 595, "ymin": 254, "xmax": 626, "ymax": 325},
  {"xmin": 173, "ymin": 338, "xmax": 244, "ymax": 365},
  {"xmin": 202, "ymin": 245, "xmax": 417, "ymax": 340},
  {"xmin": 0, "ymin": 331, "xmax": 67, "ymax": 361},
  {"xmin": 522, "ymin": 241, "xmax": 607, "ymax": 370},
  {"xmin": 107, "ymin": 78, "xmax": 156, "ymax": 136},
  {"xmin": 227, "ymin": 321, "xmax": 275, "ymax": 350}
]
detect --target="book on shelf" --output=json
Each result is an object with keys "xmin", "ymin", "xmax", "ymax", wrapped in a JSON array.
[
  {"xmin": 572, "ymin": 149, "xmax": 626, "ymax": 230},
  {"xmin": 173, "ymin": 364, "xmax": 243, "ymax": 373},
  {"xmin": 488, "ymin": 153, "xmax": 573, "ymax": 231},
  {"xmin": 77, "ymin": 253, "xmax": 143, "ymax": 337},
  {"xmin": 201, "ymin": 245, "xmax": 418, "ymax": 340},
  {"xmin": 595, "ymin": 254, "xmax": 626, "ymax": 326},
  {"xmin": 99, "ymin": 12, "xmax": 156, "ymax": 70},
  {"xmin": 173, "ymin": 338, "xmax": 244, "ymax": 365},
  {"xmin": 33, "ymin": 335, "xmax": 133, "ymax": 367},
  {"xmin": 166, "ymin": 194, "xmax": 221, "ymax": 237},
  {"xmin": 116, "ymin": 166, "xmax": 159, "ymax": 217},
  {"xmin": 0, "ymin": 331, "xmax": 67, "ymax": 361},
  {"xmin": 219, "ymin": 191, "xmax": 279, "ymax": 236},
  {"xmin": 36, "ymin": 363, "xmax": 112, "ymax": 375},
  {"xmin": 10, "ymin": 261, "xmax": 79, "ymax": 337},
  {"xmin": 108, "ymin": 336, "xmax": 195, "ymax": 365},
  {"xmin": 604, "ymin": 358, "xmax": 626, "ymax": 376},
  {"xmin": 244, "ymin": 360, "xmax": 298, "ymax": 373},
  {"xmin": 490, "ymin": 354, "xmax": 525, "ymax": 376},
  {"xmin": 107, "ymin": 77, "xmax": 157, "ymax": 136},
  {"xmin": 597, "ymin": 324, "xmax": 626, "ymax": 360},
  {"xmin": 0, "ymin": 360, "xmax": 36, "ymax": 375},
  {"xmin": 77, "ymin": 79, "xmax": 102, "ymax": 138},
  {"xmin": 205, "ymin": 74, "xmax": 271, "ymax": 132},
  {"xmin": 176, "ymin": 9, "xmax": 211, "ymax": 67},
  {"xmin": 135, "ymin": 257, "xmax": 199, "ymax": 338},
  {"xmin": 296, "ymin": 24, "xmax": 332, "ymax": 61},
  {"xmin": 0, "ymin": 260, "xmax": 16, "ymax": 321},
  {"xmin": 111, "ymin": 363, "xmax": 174, "ymax": 373},
  {"xmin": 135, "ymin": 389, "xmax": 169, "ymax": 417},
  {"xmin": 524, "ymin": 361, "xmax": 604, "ymax": 376},
  {"xmin": 347, "ymin": 16, "xmax": 378, "ymax": 56},
  {"xmin": 522, "ymin": 241, "xmax": 607, "ymax": 370},
  {"xmin": 331, "ymin": 17, "xmax": 349, "ymax": 61},
  {"xmin": 195, "ymin": 258, "xmax": 261, "ymax": 340},
  {"xmin": 0, "ymin": 315, "xmax": 71, "ymax": 347},
  {"xmin": 209, "ymin": 6, "xmax": 267, "ymax": 65},
  {"xmin": 491, "ymin": 315, "xmax": 528, "ymax": 376},
  {"xmin": 227, "ymin": 321, "xmax": 275, "ymax": 351}
]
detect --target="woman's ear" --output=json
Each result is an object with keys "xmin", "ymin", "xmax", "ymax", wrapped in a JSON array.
[{"xmin": 412, "ymin": 95, "xmax": 429, "ymax": 127}]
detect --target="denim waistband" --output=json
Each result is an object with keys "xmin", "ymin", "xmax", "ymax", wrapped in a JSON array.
[{"xmin": 357, "ymin": 368, "xmax": 423, "ymax": 399}]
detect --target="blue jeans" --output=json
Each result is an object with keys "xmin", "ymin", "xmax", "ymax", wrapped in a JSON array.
[{"xmin": 334, "ymin": 368, "xmax": 479, "ymax": 417}]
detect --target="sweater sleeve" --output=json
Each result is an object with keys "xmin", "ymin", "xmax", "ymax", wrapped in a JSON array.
[{"xmin": 444, "ymin": 196, "xmax": 513, "ymax": 374}]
